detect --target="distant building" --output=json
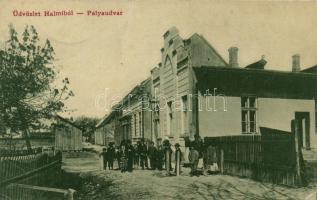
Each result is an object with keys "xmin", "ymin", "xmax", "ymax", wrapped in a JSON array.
[
  {"xmin": 117, "ymin": 78, "xmax": 152, "ymax": 144},
  {"xmin": 95, "ymin": 112, "xmax": 117, "ymax": 146},
  {"xmin": 54, "ymin": 115, "xmax": 83, "ymax": 151}
]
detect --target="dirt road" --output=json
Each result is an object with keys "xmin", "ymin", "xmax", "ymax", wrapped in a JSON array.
[{"xmin": 62, "ymin": 152, "xmax": 317, "ymax": 200}]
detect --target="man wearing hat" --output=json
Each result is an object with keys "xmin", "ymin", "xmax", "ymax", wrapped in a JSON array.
[
  {"xmin": 148, "ymin": 141, "xmax": 157, "ymax": 170},
  {"xmin": 138, "ymin": 138, "xmax": 148, "ymax": 170},
  {"xmin": 189, "ymin": 146, "xmax": 199, "ymax": 176}
]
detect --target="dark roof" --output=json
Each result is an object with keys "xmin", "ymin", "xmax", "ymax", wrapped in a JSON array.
[
  {"xmin": 245, "ymin": 58, "xmax": 267, "ymax": 70},
  {"xmin": 97, "ymin": 78, "xmax": 151, "ymax": 128},
  {"xmin": 301, "ymin": 65, "xmax": 317, "ymax": 73},
  {"xmin": 193, "ymin": 66, "xmax": 317, "ymax": 99},
  {"xmin": 55, "ymin": 115, "xmax": 82, "ymax": 130},
  {"xmin": 120, "ymin": 77, "xmax": 151, "ymax": 106},
  {"xmin": 96, "ymin": 111, "xmax": 117, "ymax": 128}
]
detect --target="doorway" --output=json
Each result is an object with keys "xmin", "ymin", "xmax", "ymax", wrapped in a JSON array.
[{"xmin": 295, "ymin": 112, "xmax": 310, "ymax": 149}]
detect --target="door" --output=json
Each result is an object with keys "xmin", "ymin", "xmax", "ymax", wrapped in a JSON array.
[{"xmin": 295, "ymin": 112, "xmax": 310, "ymax": 149}]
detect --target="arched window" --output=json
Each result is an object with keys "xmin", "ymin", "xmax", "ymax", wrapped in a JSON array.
[{"xmin": 164, "ymin": 56, "xmax": 172, "ymax": 68}]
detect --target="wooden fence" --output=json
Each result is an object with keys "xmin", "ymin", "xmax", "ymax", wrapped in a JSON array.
[
  {"xmin": 0, "ymin": 148, "xmax": 75, "ymax": 199},
  {"xmin": 0, "ymin": 138, "xmax": 54, "ymax": 151},
  {"xmin": 204, "ymin": 119, "xmax": 305, "ymax": 187},
  {"xmin": 55, "ymin": 127, "xmax": 83, "ymax": 151}
]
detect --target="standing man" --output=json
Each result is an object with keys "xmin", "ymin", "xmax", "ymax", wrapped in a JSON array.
[
  {"xmin": 156, "ymin": 145, "xmax": 164, "ymax": 170},
  {"xmin": 163, "ymin": 139, "xmax": 172, "ymax": 174},
  {"xmin": 139, "ymin": 138, "xmax": 148, "ymax": 170},
  {"xmin": 120, "ymin": 142, "xmax": 128, "ymax": 173},
  {"xmin": 126, "ymin": 140, "xmax": 134, "ymax": 172},
  {"xmin": 107, "ymin": 142, "xmax": 115, "ymax": 170},
  {"xmin": 148, "ymin": 141, "xmax": 157, "ymax": 170},
  {"xmin": 115, "ymin": 145, "xmax": 121, "ymax": 170},
  {"xmin": 134, "ymin": 143, "xmax": 140, "ymax": 169},
  {"xmin": 100, "ymin": 147, "xmax": 108, "ymax": 170},
  {"xmin": 189, "ymin": 146, "xmax": 199, "ymax": 176}
]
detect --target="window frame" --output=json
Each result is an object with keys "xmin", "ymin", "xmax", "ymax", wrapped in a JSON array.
[{"xmin": 241, "ymin": 96, "xmax": 258, "ymax": 134}]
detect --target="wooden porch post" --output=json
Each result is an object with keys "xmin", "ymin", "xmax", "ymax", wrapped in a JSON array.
[{"xmin": 292, "ymin": 119, "xmax": 303, "ymax": 186}]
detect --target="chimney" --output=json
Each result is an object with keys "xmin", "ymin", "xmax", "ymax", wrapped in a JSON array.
[
  {"xmin": 292, "ymin": 54, "xmax": 300, "ymax": 72},
  {"xmin": 228, "ymin": 47, "xmax": 239, "ymax": 67}
]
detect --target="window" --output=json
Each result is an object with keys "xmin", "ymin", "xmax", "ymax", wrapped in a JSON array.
[
  {"xmin": 134, "ymin": 114, "xmax": 137, "ymax": 136},
  {"xmin": 167, "ymin": 101, "xmax": 173, "ymax": 136},
  {"xmin": 241, "ymin": 96, "xmax": 257, "ymax": 134},
  {"xmin": 172, "ymin": 50, "xmax": 177, "ymax": 57},
  {"xmin": 181, "ymin": 95, "xmax": 188, "ymax": 134},
  {"xmin": 139, "ymin": 112, "xmax": 142, "ymax": 137},
  {"xmin": 169, "ymin": 39, "xmax": 173, "ymax": 46},
  {"xmin": 168, "ymin": 101, "xmax": 173, "ymax": 118}
]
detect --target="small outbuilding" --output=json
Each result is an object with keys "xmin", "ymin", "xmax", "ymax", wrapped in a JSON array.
[
  {"xmin": 95, "ymin": 111, "xmax": 117, "ymax": 146},
  {"xmin": 54, "ymin": 115, "xmax": 83, "ymax": 151}
]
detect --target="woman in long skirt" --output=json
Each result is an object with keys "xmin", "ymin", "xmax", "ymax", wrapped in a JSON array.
[{"xmin": 120, "ymin": 145, "xmax": 128, "ymax": 172}]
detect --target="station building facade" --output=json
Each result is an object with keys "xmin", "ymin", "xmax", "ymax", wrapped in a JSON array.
[{"xmin": 100, "ymin": 27, "xmax": 317, "ymax": 151}]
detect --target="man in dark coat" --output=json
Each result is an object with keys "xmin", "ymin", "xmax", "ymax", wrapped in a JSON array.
[
  {"xmin": 162, "ymin": 139, "xmax": 172, "ymax": 173},
  {"xmin": 120, "ymin": 140, "xmax": 128, "ymax": 172},
  {"xmin": 134, "ymin": 143, "xmax": 140, "ymax": 169},
  {"xmin": 138, "ymin": 138, "xmax": 148, "ymax": 170},
  {"xmin": 148, "ymin": 141, "xmax": 157, "ymax": 170},
  {"xmin": 192, "ymin": 134, "xmax": 204, "ymax": 158},
  {"xmin": 189, "ymin": 146, "xmax": 199, "ymax": 176},
  {"xmin": 107, "ymin": 143, "xmax": 115, "ymax": 170},
  {"xmin": 126, "ymin": 140, "xmax": 135, "ymax": 172},
  {"xmin": 156, "ymin": 145, "xmax": 164, "ymax": 170}
]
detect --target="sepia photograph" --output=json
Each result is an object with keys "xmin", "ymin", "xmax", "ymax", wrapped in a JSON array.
[{"xmin": 0, "ymin": 0, "xmax": 317, "ymax": 199}]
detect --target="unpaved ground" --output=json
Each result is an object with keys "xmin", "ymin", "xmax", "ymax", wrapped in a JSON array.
[{"xmin": 62, "ymin": 151, "xmax": 317, "ymax": 200}]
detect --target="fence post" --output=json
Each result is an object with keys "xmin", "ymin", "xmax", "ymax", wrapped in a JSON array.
[
  {"xmin": 220, "ymin": 149, "xmax": 224, "ymax": 174},
  {"xmin": 64, "ymin": 188, "xmax": 76, "ymax": 200},
  {"xmin": 292, "ymin": 119, "xmax": 303, "ymax": 186},
  {"xmin": 165, "ymin": 149, "xmax": 170, "ymax": 175},
  {"xmin": 175, "ymin": 150, "xmax": 180, "ymax": 176}
]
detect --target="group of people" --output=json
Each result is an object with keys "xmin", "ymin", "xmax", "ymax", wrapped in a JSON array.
[
  {"xmin": 100, "ymin": 139, "xmax": 168, "ymax": 173},
  {"xmin": 100, "ymin": 135, "xmax": 219, "ymax": 176}
]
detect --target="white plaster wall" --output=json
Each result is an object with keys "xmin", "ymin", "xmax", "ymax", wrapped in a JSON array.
[
  {"xmin": 258, "ymin": 98, "xmax": 316, "ymax": 148},
  {"xmin": 198, "ymin": 96, "xmax": 241, "ymax": 137}
]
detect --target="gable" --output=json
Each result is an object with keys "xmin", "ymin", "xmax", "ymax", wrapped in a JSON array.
[{"xmin": 188, "ymin": 34, "xmax": 228, "ymax": 67}]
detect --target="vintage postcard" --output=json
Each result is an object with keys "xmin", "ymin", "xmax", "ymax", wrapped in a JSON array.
[{"xmin": 0, "ymin": 0, "xmax": 317, "ymax": 199}]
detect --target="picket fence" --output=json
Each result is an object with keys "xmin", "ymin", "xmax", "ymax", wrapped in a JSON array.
[
  {"xmin": 204, "ymin": 120, "xmax": 305, "ymax": 187},
  {"xmin": 0, "ymin": 148, "xmax": 74, "ymax": 200}
]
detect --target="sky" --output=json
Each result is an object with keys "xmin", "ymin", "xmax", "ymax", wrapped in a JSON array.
[{"xmin": 1, "ymin": 0, "xmax": 317, "ymax": 118}]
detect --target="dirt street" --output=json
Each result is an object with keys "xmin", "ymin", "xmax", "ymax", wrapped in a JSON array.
[{"xmin": 62, "ymin": 152, "xmax": 317, "ymax": 200}]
